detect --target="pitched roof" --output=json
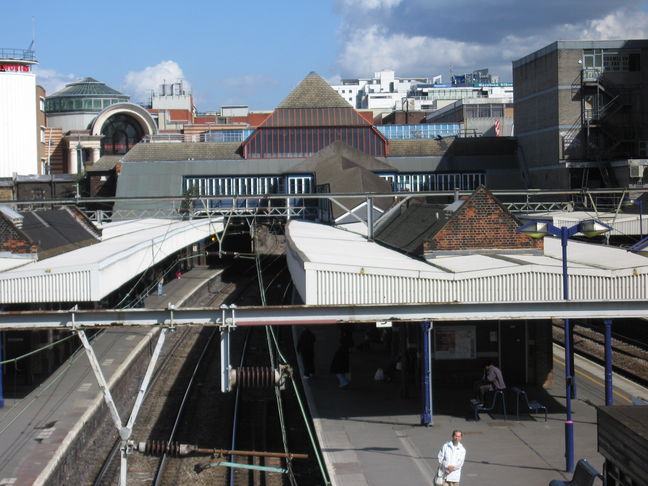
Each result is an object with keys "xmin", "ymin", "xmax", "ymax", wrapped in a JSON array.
[
  {"xmin": 374, "ymin": 199, "xmax": 452, "ymax": 256},
  {"xmin": 388, "ymin": 139, "xmax": 452, "ymax": 156},
  {"xmin": 423, "ymin": 186, "xmax": 543, "ymax": 256},
  {"xmin": 388, "ymin": 137, "xmax": 518, "ymax": 157},
  {"xmin": 86, "ymin": 155, "xmax": 122, "ymax": 172},
  {"xmin": 283, "ymin": 142, "xmax": 393, "ymax": 219},
  {"xmin": 10, "ymin": 207, "xmax": 101, "ymax": 260},
  {"xmin": 122, "ymin": 142, "xmax": 243, "ymax": 161},
  {"xmin": 286, "ymin": 141, "xmax": 395, "ymax": 174},
  {"xmin": 278, "ymin": 72, "xmax": 350, "ymax": 109}
]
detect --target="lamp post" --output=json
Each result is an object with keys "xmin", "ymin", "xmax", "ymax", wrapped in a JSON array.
[
  {"xmin": 517, "ymin": 219, "xmax": 611, "ymax": 472},
  {"xmin": 624, "ymin": 198, "xmax": 644, "ymax": 240},
  {"xmin": 421, "ymin": 321, "xmax": 433, "ymax": 426}
]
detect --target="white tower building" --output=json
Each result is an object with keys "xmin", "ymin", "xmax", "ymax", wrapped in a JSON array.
[{"xmin": 0, "ymin": 48, "xmax": 38, "ymax": 177}]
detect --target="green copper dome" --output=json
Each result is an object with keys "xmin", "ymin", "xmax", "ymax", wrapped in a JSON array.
[{"xmin": 45, "ymin": 77, "xmax": 130, "ymax": 114}]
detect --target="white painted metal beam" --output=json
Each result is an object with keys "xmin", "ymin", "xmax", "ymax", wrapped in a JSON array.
[{"xmin": 1, "ymin": 300, "xmax": 648, "ymax": 330}]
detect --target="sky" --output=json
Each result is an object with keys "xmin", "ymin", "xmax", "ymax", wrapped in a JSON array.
[{"xmin": 2, "ymin": 0, "xmax": 648, "ymax": 112}]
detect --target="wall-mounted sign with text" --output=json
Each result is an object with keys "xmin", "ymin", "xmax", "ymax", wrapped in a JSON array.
[{"xmin": 0, "ymin": 64, "xmax": 32, "ymax": 73}]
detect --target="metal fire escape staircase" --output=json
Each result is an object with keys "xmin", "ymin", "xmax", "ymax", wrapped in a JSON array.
[{"xmin": 576, "ymin": 69, "xmax": 636, "ymax": 187}]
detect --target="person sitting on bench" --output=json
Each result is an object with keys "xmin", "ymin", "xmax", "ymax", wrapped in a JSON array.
[{"xmin": 477, "ymin": 361, "xmax": 506, "ymax": 404}]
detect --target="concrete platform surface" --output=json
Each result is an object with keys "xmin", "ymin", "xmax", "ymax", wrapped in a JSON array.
[{"xmin": 299, "ymin": 324, "xmax": 647, "ymax": 486}]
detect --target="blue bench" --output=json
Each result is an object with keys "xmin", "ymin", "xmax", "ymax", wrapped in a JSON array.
[
  {"xmin": 470, "ymin": 389, "xmax": 507, "ymax": 421},
  {"xmin": 512, "ymin": 386, "xmax": 547, "ymax": 421},
  {"xmin": 549, "ymin": 458, "xmax": 603, "ymax": 486}
]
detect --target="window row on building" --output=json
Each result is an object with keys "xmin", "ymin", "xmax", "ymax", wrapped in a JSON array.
[{"xmin": 184, "ymin": 172, "xmax": 485, "ymax": 200}]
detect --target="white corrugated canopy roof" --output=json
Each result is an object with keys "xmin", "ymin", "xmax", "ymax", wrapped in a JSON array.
[
  {"xmin": 286, "ymin": 220, "xmax": 648, "ymax": 305},
  {"xmin": 0, "ymin": 218, "xmax": 223, "ymax": 304}
]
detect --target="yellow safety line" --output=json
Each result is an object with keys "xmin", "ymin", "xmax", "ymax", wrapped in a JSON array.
[{"xmin": 554, "ymin": 356, "xmax": 632, "ymax": 404}]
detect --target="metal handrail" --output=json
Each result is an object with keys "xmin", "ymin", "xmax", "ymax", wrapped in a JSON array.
[{"xmin": 0, "ymin": 48, "xmax": 36, "ymax": 61}]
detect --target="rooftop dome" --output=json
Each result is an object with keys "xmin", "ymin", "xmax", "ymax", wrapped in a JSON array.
[{"xmin": 45, "ymin": 77, "xmax": 130, "ymax": 114}]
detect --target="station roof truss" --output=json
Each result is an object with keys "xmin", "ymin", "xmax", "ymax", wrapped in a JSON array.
[{"xmin": 0, "ymin": 300, "xmax": 647, "ymax": 330}]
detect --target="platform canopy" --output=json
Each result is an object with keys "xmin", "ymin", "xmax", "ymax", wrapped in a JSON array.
[
  {"xmin": 286, "ymin": 220, "xmax": 648, "ymax": 306},
  {"xmin": 0, "ymin": 217, "xmax": 223, "ymax": 304}
]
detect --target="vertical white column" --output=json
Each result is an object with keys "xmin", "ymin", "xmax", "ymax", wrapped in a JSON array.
[{"xmin": 68, "ymin": 147, "xmax": 78, "ymax": 174}]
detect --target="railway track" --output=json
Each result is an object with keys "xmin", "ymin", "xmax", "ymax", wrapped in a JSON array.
[
  {"xmin": 553, "ymin": 320, "xmax": 648, "ymax": 389},
  {"xmin": 92, "ymin": 256, "xmax": 326, "ymax": 486}
]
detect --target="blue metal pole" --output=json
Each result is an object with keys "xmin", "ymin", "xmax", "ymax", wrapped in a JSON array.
[
  {"xmin": 639, "ymin": 201, "xmax": 644, "ymax": 241},
  {"xmin": 421, "ymin": 322, "xmax": 432, "ymax": 426},
  {"xmin": 604, "ymin": 319, "xmax": 613, "ymax": 406},
  {"xmin": 0, "ymin": 332, "xmax": 4, "ymax": 408},
  {"xmin": 561, "ymin": 227, "xmax": 575, "ymax": 472}
]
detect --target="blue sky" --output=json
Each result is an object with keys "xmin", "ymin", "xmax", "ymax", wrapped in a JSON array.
[{"xmin": 2, "ymin": 0, "xmax": 648, "ymax": 111}]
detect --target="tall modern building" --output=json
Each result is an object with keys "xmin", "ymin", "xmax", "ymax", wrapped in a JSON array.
[
  {"xmin": 513, "ymin": 40, "xmax": 648, "ymax": 189},
  {"xmin": 0, "ymin": 48, "xmax": 38, "ymax": 177}
]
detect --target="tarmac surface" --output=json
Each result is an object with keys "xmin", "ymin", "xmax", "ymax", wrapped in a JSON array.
[{"xmin": 298, "ymin": 323, "xmax": 648, "ymax": 486}]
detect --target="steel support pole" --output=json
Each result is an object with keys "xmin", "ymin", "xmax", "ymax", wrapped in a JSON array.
[
  {"xmin": 639, "ymin": 201, "xmax": 644, "ymax": 241},
  {"xmin": 367, "ymin": 196, "xmax": 374, "ymax": 242},
  {"xmin": 0, "ymin": 332, "xmax": 4, "ymax": 408},
  {"xmin": 221, "ymin": 305, "xmax": 232, "ymax": 393},
  {"xmin": 604, "ymin": 319, "xmax": 613, "ymax": 406},
  {"xmin": 561, "ymin": 228, "xmax": 575, "ymax": 473},
  {"xmin": 420, "ymin": 322, "xmax": 433, "ymax": 426}
]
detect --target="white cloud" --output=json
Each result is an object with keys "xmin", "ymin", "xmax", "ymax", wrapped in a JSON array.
[
  {"xmin": 34, "ymin": 68, "xmax": 75, "ymax": 96},
  {"xmin": 338, "ymin": 0, "xmax": 403, "ymax": 9},
  {"xmin": 122, "ymin": 61, "xmax": 190, "ymax": 103},
  {"xmin": 334, "ymin": 3, "xmax": 648, "ymax": 81},
  {"xmin": 580, "ymin": 8, "xmax": 648, "ymax": 39},
  {"xmin": 339, "ymin": 25, "xmax": 489, "ymax": 77},
  {"xmin": 325, "ymin": 74, "xmax": 343, "ymax": 85}
]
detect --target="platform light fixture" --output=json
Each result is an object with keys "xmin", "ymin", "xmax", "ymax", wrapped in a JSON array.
[
  {"xmin": 516, "ymin": 218, "xmax": 612, "ymax": 473},
  {"xmin": 623, "ymin": 198, "xmax": 644, "ymax": 240}
]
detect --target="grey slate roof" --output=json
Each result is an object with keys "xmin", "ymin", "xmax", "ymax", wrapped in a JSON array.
[
  {"xmin": 122, "ymin": 142, "xmax": 243, "ymax": 161},
  {"xmin": 278, "ymin": 72, "xmax": 351, "ymax": 109},
  {"xmin": 17, "ymin": 207, "xmax": 101, "ymax": 259},
  {"xmin": 374, "ymin": 199, "xmax": 453, "ymax": 256},
  {"xmin": 388, "ymin": 137, "xmax": 517, "ymax": 157},
  {"xmin": 86, "ymin": 155, "xmax": 122, "ymax": 172},
  {"xmin": 388, "ymin": 139, "xmax": 451, "ymax": 157},
  {"xmin": 286, "ymin": 141, "xmax": 396, "ymax": 174},
  {"xmin": 284, "ymin": 142, "xmax": 393, "ymax": 219}
]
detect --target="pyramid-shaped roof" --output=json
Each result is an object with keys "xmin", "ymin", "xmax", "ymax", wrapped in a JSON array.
[
  {"xmin": 278, "ymin": 72, "xmax": 350, "ymax": 109},
  {"xmin": 261, "ymin": 73, "xmax": 372, "ymax": 128},
  {"xmin": 242, "ymin": 73, "xmax": 387, "ymax": 158}
]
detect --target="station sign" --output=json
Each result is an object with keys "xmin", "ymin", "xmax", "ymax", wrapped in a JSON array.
[{"xmin": 0, "ymin": 63, "xmax": 31, "ymax": 73}]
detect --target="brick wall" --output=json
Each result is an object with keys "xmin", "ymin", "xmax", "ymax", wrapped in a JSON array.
[
  {"xmin": 424, "ymin": 186, "xmax": 543, "ymax": 253},
  {"xmin": 0, "ymin": 216, "xmax": 37, "ymax": 254}
]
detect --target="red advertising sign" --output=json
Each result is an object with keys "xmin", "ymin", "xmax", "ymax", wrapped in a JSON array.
[{"xmin": 0, "ymin": 64, "xmax": 31, "ymax": 73}]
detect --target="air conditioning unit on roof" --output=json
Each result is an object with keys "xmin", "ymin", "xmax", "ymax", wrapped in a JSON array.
[{"xmin": 629, "ymin": 165, "xmax": 645, "ymax": 179}]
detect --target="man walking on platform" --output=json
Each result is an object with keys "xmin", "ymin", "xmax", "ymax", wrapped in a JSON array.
[{"xmin": 437, "ymin": 430, "xmax": 466, "ymax": 485}]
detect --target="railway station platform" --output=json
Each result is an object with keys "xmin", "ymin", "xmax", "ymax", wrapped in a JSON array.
[
  {"xmin": 298, "ymin": 324, "xmax": 648, "ymax": 486},
  {"xmin": 0, "ymin": 267, "xmax": 221, "ymax": 486}
]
